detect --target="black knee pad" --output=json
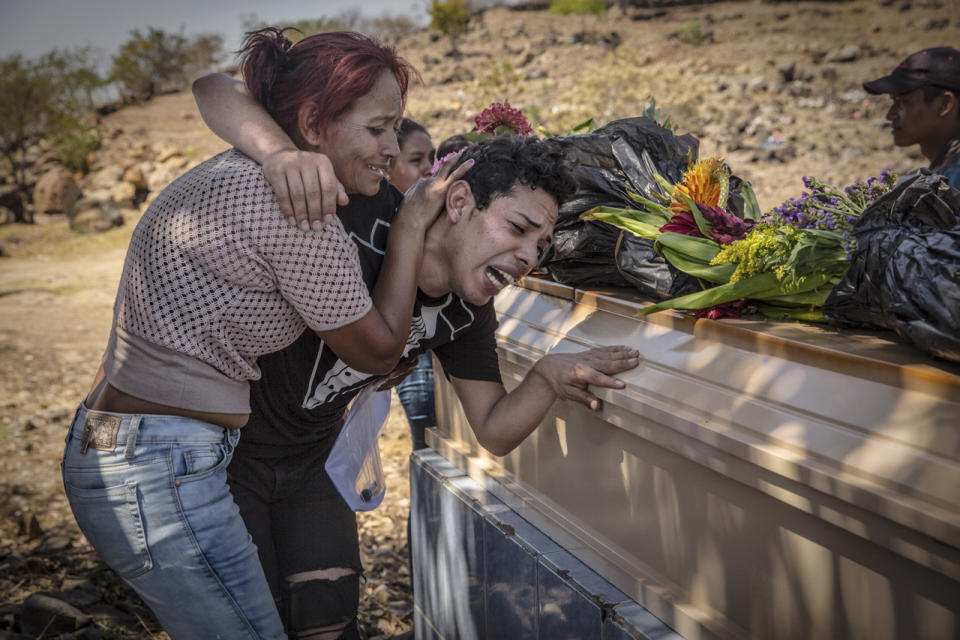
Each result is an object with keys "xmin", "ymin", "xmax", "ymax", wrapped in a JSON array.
[{"xmin": 283, "ymin": 572, "xmax": 360, "ymax": 635}]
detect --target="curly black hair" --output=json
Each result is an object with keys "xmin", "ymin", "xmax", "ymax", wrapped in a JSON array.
[{"xmin": 452, "ymin": 136, "xmax": 576, "ymax": 211}]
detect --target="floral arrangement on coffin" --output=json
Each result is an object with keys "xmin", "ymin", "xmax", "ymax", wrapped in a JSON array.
[
  {"xmin": 581, "ymin": 156, "xmax": 898, "ymax": 322},
  {"xmin": 431, "ymin": 101, "xmax": 534, "ymax": 174}
]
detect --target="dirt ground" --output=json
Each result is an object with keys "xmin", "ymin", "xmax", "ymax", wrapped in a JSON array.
[{"xmin": 1, "ymin": 0, "xmax": 958, "ymax": 637}]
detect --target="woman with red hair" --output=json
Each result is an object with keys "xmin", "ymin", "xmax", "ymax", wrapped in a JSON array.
[{"xmin": 61, "ymin": 28, "xmax": 467, "ymax": 639}]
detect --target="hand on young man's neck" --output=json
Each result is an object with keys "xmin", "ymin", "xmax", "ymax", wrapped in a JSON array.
[{"xmin": 417, "ymin": 218, "xmax": 452, "ymax": 298}]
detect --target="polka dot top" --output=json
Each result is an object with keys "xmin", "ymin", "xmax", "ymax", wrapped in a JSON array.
[{"xmin": 110, "ymin": 149, "xmax": 371, "ymax": 389}]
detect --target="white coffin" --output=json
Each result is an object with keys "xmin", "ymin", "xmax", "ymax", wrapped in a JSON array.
[{"xmin": 429, "ymin": 277, "xmax": 960, "ymax": 640}]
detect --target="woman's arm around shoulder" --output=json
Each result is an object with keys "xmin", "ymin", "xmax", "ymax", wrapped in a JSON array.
[{"xmin": 192, "ymin": 73, "xmax": 346, "ymax": 228}]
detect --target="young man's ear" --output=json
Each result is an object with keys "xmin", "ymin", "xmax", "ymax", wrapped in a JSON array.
[
  {"xmin": 297, "ymin": 103, "xmax": 324, "ymax": 147},
  {"xmin": 940, "ymin": 90, "xmax": 959, "ymax": 119},
  {"xmin": 445, "ymin": 180, "xmax": 475, "ymax": 224}
]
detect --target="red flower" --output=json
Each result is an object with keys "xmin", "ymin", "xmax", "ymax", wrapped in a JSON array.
[
  {"xmin": 474, "ymin": 101, "xmax": 533, "ymax": 136},
  {"xmin": 659, "ymin": 210, "xmax": 702, "ymax": 237},
  {"xmin": 695, "ymin": 300, "xmax": 746, "ymax": 320},
  {"xmin": 699, "ymin": 204, "xmax": 755, "ymax": 245},
  {"xmin": 659, "ymin": 203, "xmax": 755, "ymax": 245}
]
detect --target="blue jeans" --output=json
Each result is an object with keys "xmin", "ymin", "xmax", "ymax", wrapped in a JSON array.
[
  {"xmin": 396, "ymin": 353, "xmax": 436, "ymax": 451},
  {"xmin": 61, "ymin": 404, "xmax": 286, "ymax": 640}
]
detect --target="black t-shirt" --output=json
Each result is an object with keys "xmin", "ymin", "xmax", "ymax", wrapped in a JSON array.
[{"xmin": 240, "ymin": 181, "xmax": 502, "ymax": 455}]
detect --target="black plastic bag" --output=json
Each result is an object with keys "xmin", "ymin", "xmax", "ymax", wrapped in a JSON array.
[
  {"xmin": 540, "ymin": 220, "xmax": 626, "ymax": 289},
  {"xmin": 823, "ymin": 170, "xmax": 960, "ymax": 362},
  {"xmin": 615, "ymin": 232, "xmax": 700, "ymax": 299},
  {"xmin": 554, "ymin": 117, "xmax": 699, "ymax": 225},
  {"xmin": 539, "ymin": 117, "xmax": 702, "ymax": 296}
]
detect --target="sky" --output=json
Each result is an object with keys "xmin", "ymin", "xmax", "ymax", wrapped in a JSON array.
[{"xmin": 0, "ymin": 0, "xmax": 426, "ymax": 65}]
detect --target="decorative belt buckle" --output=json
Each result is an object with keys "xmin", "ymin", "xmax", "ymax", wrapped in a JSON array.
[{"xmin": 79, "ymin": 413, "xmax": 122, "ymax": 454}]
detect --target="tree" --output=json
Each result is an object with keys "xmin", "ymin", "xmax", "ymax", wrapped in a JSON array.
[
  {"xmin": 110, "ymin": 28, "xmax": 223, "ymax": 101},
  {"xmin": 428, "ymin": 0, "xmax": 471, "ymax": 55},
  {"xmin": 549, "ymin": 0, "xmax": 607, "ymax": 35},
  {"xmin": 0, "ymin": 50, "xmax": 103, "ymax": 218}
]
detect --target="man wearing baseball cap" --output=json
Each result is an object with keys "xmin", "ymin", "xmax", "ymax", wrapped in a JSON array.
[{"xmin": 864, "ymin": 46, "xmax": 960, "ymax": 190}]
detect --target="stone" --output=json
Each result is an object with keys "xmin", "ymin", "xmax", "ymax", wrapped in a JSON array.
[
  {"xmin": 155, "ymin": 146, "xmax": 183, "ymax": 163},
  {"xmin": 56, "ymin": 579, "xmax": 102, "ymax": 609},
  {"xmin": 19, "ymin": 593, "xmax": 92, "ymax": 635},
  {"xmin": 146, "ymin": 165, "xmax": 180, "ymax": 193},
  {"xmin": 825, "ymin": 44, "xmax": 860, "ymax": 63},
  {"xmin": 920, "ymin": 17, "xmax": 949, "ymax": 30},
  {"xmin": 33, "ymin": 534, "xmax": 73, "ymax": 554},
  {"xmin": 121, "ymin": 166, "xmax": 147, "ymax": 190},
  {"xmin": 83, "ymin": 165, "xmax": 123, "ymax": 192},
  {"xmin": 747, "ymin": 75, "xmax": 768, "ymax": 92},
  {"xmin": 821, "ymin": 66, "xmax": 839, "ymax": 82},
  {"xmin": 110, "ymin": 182, "xmax": 137, "ymax": 208},
  {"xmin": 32, "ymin": 168, "xmax": 80, "ymax": 216},
  {"xmin": 162, "ymin": 155, "xmax": 189, "ymax": 170},
  {"xmin": 0, "ymin": 206, "xmax": 15, "ymax": 225},
  {"xmin": 70, "ymin": 197, "xmax": 124, "ymax": 234},
  {"xmin": 516, "ymin": 50, "xmax": 536, "ymax": 67}
]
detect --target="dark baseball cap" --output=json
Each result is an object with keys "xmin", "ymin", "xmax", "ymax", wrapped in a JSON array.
[{"xmin": 864, "ymin": 46, "xmax": 960, "ymax": 95}]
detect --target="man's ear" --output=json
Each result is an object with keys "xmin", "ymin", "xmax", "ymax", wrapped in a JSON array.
[
  {"xmin": 297, "ymin": 103, "xmax": 324, "ymax": 147},
  {"xmin": 940, "ymin": 90, "xmax": 959, "ymax": 119},
  {"xmin": 445, "ymin": 179, "xmax": 475, "ymax": 224}
]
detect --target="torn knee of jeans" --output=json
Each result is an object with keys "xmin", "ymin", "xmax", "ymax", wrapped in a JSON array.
[{"xmin": 283, "ymin": 568, "xmax": 361, "ymax": 639}]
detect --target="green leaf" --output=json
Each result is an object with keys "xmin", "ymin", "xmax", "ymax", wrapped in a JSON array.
[
  {"xmin": 537, "ymin": 124, "xmax": 556, "ymax": 138},
  {"xmin": 586, "ymin": 206, "xmax": 668, "ymax": 228},
  {"xmin": 660, "ymin": 247, "xmax": 735, "ymax": 283},
  {"xmin": 654, "ymin": 232, "xmax": 721, "ymax": 264},
  {"xmin": 581, "ymin": 209, "xmax": 662, "ymax": 240},
  {"xmin": 762, "ymin": 288, "xmax": 833, "ymax": 305},
  {"xmin": 753, "ymin": 303, "xmax": 826, "ymax": 323},
  {"xmin": 568, "ymin": 118, "xmax": 598, "ymax": 134},
  {"xmin": 740, "ymin": 181, "xmax": 762, "ymax": 221},
  {"xmin": 637, "ymin": 272, "xmax": 783, "ymax": 315},
  {"xmin": 625, "ymin": 192, "xmax": 672, "ymax": 220},
  {"xmin": 653, "ymin": 173, "xmax": 675, "ymax": 195}
]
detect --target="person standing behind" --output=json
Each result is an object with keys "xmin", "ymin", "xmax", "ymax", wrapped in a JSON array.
[
  {"xmin": 864, "ymin": 46, "xmax": 960, "ymax": 189},
  {"xmin": 388, "ymin": 118, "xmax": 439, "ymax": 449}
]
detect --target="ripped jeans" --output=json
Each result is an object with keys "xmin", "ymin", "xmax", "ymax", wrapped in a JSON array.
[
  {"xmin": 61, "ymin": 404, "xmax": 286, "ymax": 640},
  {"xmin": 228, "ymin": 441, "xmax": 362, "ymax": 640}
]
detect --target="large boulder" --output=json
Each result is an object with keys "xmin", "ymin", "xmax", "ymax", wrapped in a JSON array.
[
  {"xmin": 70, "ymin": 193, "xmax": 124, "ymax": 233},
  {"xmin": 32, "ymin": 167, "xmax": 80, "ymax": 216},
  {"xmin": 110, "ymin": 182, "xmax": 137, "ymax": 208},
  {"xmin": 122, "ymin": 165, "xmax": 148, "ymax": 190},
  {"xmin": 83, "ymin": 165, "xmax": 123, "ymax": 192},
  {"xmin": 147, "ymin": 164, "xmax": 181, "ymax": 193}
]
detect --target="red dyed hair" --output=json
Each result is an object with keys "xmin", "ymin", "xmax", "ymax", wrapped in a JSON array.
[{"xmin": 238, "ymin": 28, "xmax": 414, "ymax": 147}]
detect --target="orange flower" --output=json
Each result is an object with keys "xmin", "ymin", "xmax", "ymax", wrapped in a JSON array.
[{"xmin": 670, "ymin": 157, "xmax": 729, "ymax": 216}]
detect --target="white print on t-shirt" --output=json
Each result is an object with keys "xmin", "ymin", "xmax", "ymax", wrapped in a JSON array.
[
  {"xmin": 347, "ymin": 218, "xmax": 390, "ymax": 256},
  {"xmin": 302, "ymin": 294, "xmax": 472, "ymax": 409}
]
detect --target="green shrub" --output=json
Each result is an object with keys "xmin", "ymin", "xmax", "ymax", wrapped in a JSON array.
[
  {"xmin": 674, "ymin": 21, "xmax": 705, "ymax": 46},
  {"xmin": 548, "ymin": 0, "xmax": 606, "ymax": 16},
  {"xmin": 110, "ymin": 28, "xmax": 223, "ymax": 101},
  {"xmin": 0, "ymin": 50, "xmax": 102, "ymax": 217},
  {"xmin": 54, "ymin": 125, "xmax": 102, "ymax": 173},
  {"xmin": 429, "ymin": 0, "xmax": 471, "ymax": 54}
]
